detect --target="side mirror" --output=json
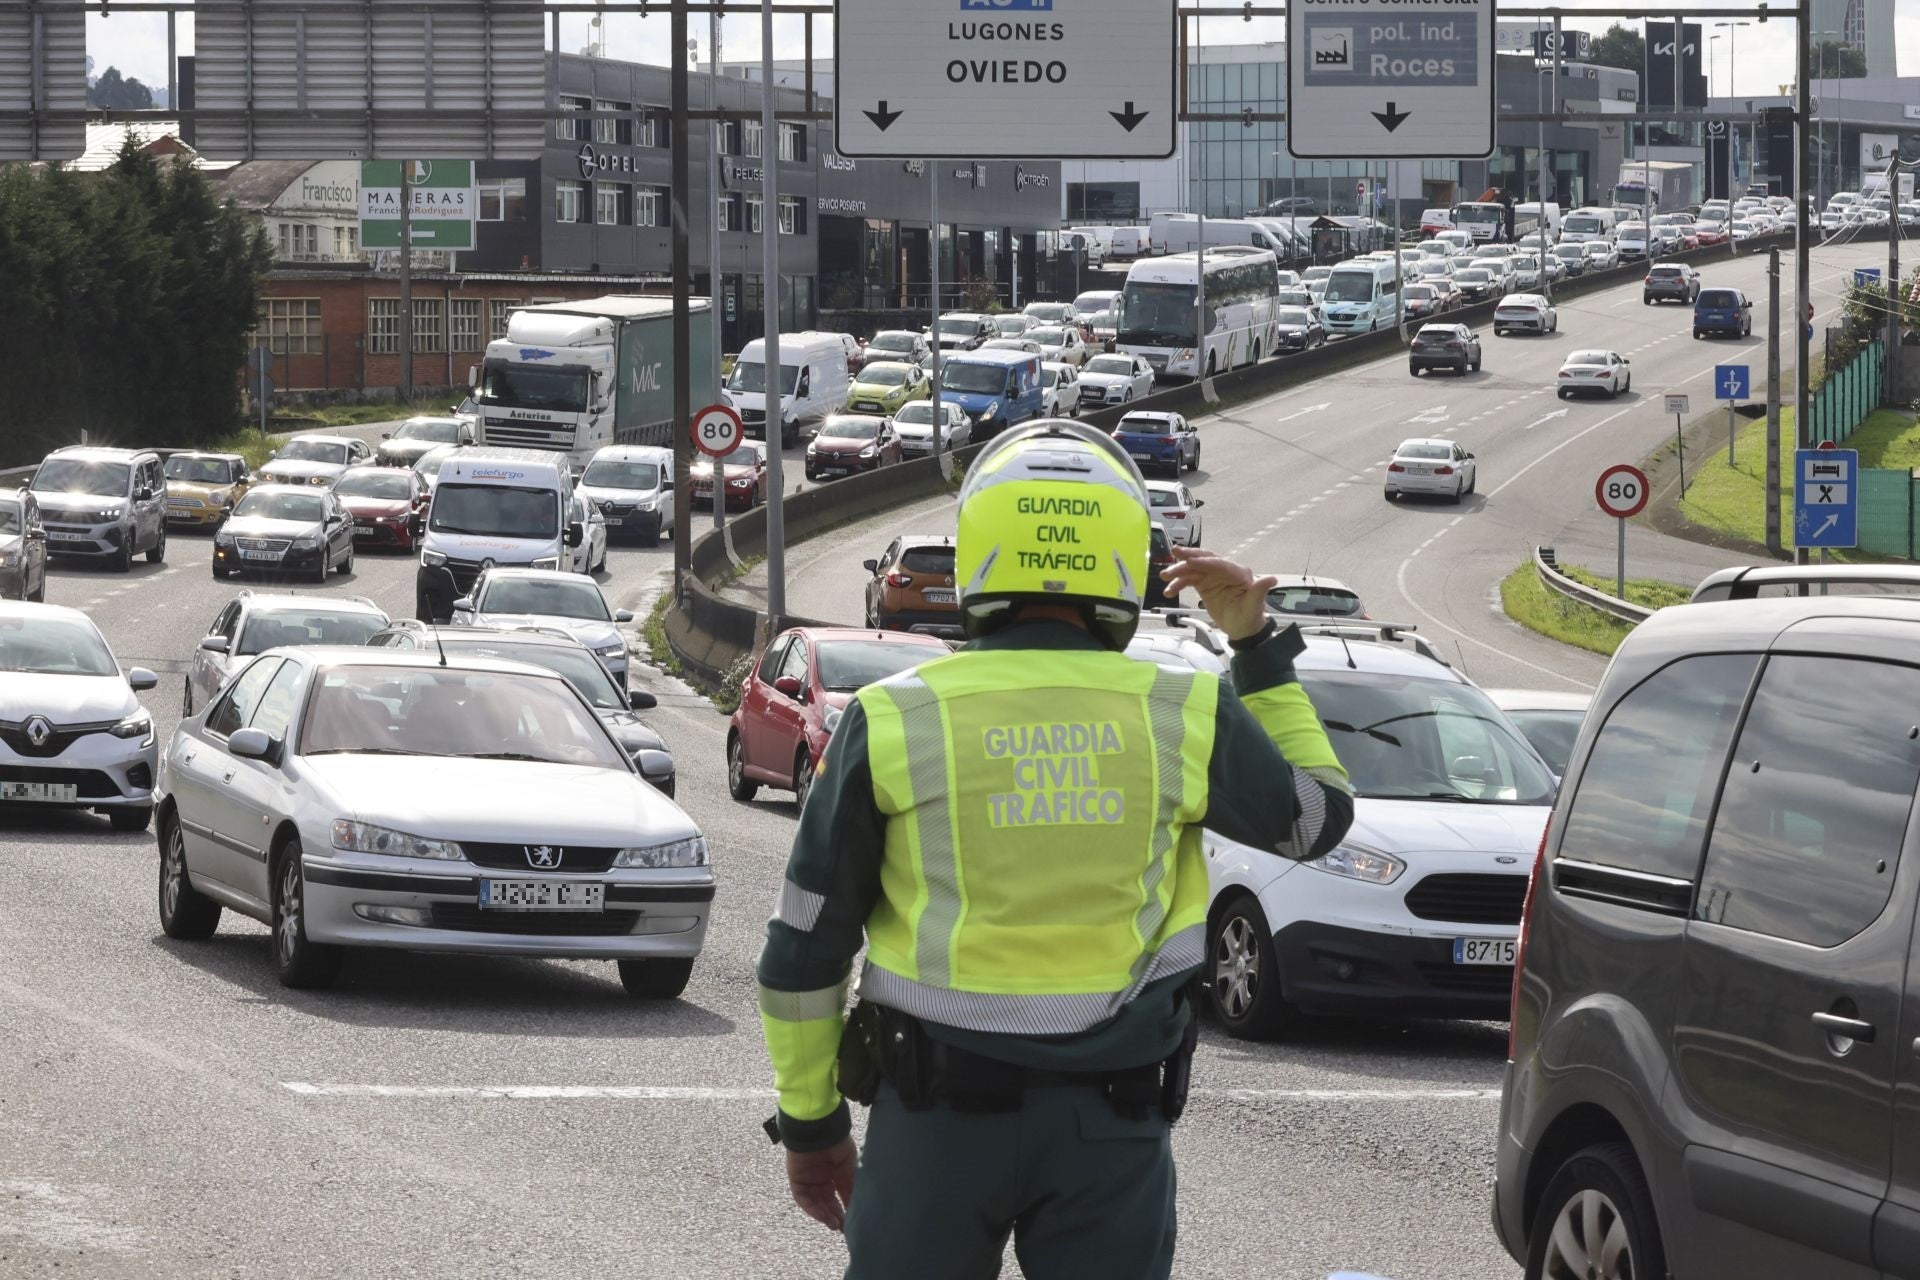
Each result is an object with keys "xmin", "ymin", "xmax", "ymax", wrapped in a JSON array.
[
  {"xmin": 135, "ymin": 487, "xmax": 153, "ymax": 503},
  {"xmin": 127, "ymin": 666, "xmax": 159, "ymax": 691},
  {"xmin": 228, "ymin": 727, "xmax": 275, "ymax": 761},
  {"xmin": 773, "ymin": 675, "xmax": 804, "ymax": 698},
  {"xmin": 198, "ymin": 636, "xmax": 230, "ymax": 655},
  {"xmin": 381, "ymin": 431, "xmax": 393, "ymax": 440},
  {"xmin": 629, "ymin": 689, "xmax": 658, "ymax": 710},
  {"xmin": 1193, "ymin": 498, "xmax": 1206, "ymax": 509},
  {"xmin": 565, "ymin": 522, "xmax": 584, "ymax": 548},
  {"xmin": 614, "ymin": 609, "xmax": 635, "ymax": 623},
  {"xmin": 451, "ymin": 596, "xmax": 475, "ymax": 615},
  {"xmin": 467, "ymin": 364, "xmax": 478, "ymax": 387}
]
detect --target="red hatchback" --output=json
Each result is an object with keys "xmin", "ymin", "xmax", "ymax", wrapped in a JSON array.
[
  {"xmin": 333, "ymin": 464, "xmax": 429, "ymax": 550},
  {"xmin": 726, "ymin": 626, "xmax": 951, "ymax": 807}
]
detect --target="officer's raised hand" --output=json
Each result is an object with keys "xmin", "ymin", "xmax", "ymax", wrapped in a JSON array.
[{"xmin": 1161, "ymin": 546, "xmax": 1279, "ymax": 641}]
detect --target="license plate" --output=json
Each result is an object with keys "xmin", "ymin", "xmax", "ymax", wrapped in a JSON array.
[
  {"xmin": 47, "ymin": 531, "xmax": 88, "ymax": 542},
  {"xmin": 1129, "ymin": 452, "xmax": 1151, "ymax": 462},
  {"xmin": 1406, "ymin": 465, "xmax": 1430, "ymax": 475},
  {"xmin": 1453, "ymin": 938, "xmax": 1517, "ymax": 965},
  {"xmin": 479, "ymin": 880, "xmax": 605, "ymax": 912},
  {"xmin": 604, "ymin": 516, "xmax": 623, "ymax": 525},
  {"xmin": 922, "ymin": 588, "xmax": 956, "ymax": 605},
  {"xmin": 240, "ymin": 549, "xmax": 281, "ymax": 561},
  {"xmin": 0, "ymin": 780, "xmax": 77, "ymax": 802}
]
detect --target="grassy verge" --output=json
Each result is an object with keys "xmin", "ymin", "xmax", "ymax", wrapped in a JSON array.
[
  {"xmin": 1677, "ymin": 407, "xmax": 1917, "ymax": 558},
  {"xmin": 1500, "ymin": 560, "xmax": 1689, "ymax": 657},
  {"xmin": 1559, "ymin": 563, "xmax": 1693, "ymax": 611},
  {"xmin": 638, "ymin": 589, "xmax": 752, "ymax": 715},
  {"xmin": 269, "ymin": 399, "xmax": 451, "ymax": 430}
]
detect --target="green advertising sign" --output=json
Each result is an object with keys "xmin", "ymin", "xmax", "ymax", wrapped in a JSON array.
[{"xmin": 359, "ymin": 160, "xmax": 475, "ymax": 251}]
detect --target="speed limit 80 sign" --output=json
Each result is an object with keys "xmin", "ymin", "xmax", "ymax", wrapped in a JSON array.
[
  {"xmin": 1595, "ymin": 464, "xmax": 1650, "ymax": 520},
  {"xmin": 692, "ymin": 403, "xmax": 744, "ymax": 458}
]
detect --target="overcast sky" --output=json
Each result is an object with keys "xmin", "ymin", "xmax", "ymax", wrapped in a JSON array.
[{"xmin": 89, "ymin": 1, "xmax": 1919, "ymax": 108}]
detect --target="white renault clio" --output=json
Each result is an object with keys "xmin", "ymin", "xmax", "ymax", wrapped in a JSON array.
[
  {"xmin": 1203, "ymin": 624, "xmax": 1555, "ymax": 1039},
  {"xmin": 0, "ymin": 602, "xmax": 159, "ymax": 831}
]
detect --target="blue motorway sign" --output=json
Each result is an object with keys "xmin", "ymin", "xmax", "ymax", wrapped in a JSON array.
[
  {"xmin": 1714, "ymin": 364, "xmax": 1750, "ymax": 401},
  {"xmin": 1856, "ymin": 267, "xmax": 1883, "ymax": 288},
  {"xmin": 1794, "ymin": 448, "xmax": 1858, "ymax": 550}
]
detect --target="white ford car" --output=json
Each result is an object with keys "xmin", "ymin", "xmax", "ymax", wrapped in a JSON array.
[{"xmin": 1202, "ymin": 624, "xmax": 1555, "ymax": 1039}]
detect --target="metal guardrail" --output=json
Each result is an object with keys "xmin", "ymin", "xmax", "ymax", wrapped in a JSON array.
[{"xmin": 1534, "ymin": 545, "xmax": 1653, "ymax": 626}]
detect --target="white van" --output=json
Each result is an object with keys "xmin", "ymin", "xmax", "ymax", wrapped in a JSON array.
[
  {"xmin": 1513, "ymin": 201, "xmax": 1562, "ymax": 237},
  {"xmin": 1156, "ymin": 214, "xmax": 1291, "ymax": 259},
  {"xmin": 1558, "ymin": 208, "xmax": 1614, "ymax": 245},
  {"xmin": 577, "ymin": 444, "xmax": 674, "ymax": 546},
  {"xmin": 416, "ymin": 447, "xmax": 580, "ymax": 621},
  {"xmin": 1064, "ymin": 226, "xmax": 1112, "ymax": 266},
  {"xmin": 1107, "ymin": 227, "xmax": 1148, "ymax": 261},
  {"xmin": 724, "ymin": 331, "xmax": 852, "ymax": 448},
  {"xmin": 1318, "ymin": 258, "xmax": 1402, "ymax": 336}
]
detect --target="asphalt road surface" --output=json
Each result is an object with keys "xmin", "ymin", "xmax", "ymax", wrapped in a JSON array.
[{"xmin": 1, "ymin": 241, "xmax": 1888, "ymax": 1280}]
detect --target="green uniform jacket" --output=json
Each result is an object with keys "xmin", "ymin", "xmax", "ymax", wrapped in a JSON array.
[{"xmin": 757, "ymin": 619, "xmax": 1354, "ymax": 1150}]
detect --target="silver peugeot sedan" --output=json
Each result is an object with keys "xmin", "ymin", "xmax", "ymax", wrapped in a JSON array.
[{"xmin": 155, "ymin": 648, "xmax": 712, "ymax": 997}]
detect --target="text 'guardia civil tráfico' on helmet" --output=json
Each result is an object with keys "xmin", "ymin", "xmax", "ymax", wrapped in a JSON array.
[{"xmin": 955, "ymin": 418, "xmax": 1152, "ymax": 649}]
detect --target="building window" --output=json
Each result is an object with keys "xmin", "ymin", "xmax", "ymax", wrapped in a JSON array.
[
  {"xmin": 478, "ymin": 177, "xmax": 526, "ymax": 222},
  {"xmin": 368, "ymin": 299, "xmax": 401, "ymax": 355},
  {"xmin": 717, "ymin": 194, "xmax": 741, "ymax": 231},
  {"xmin": 717, "ymin": 120, "xmax": 738, "ymax": 157},
  {"xmin": 779, "ymin": 122, "xmax": 807, "ymax": 162},
  {"xmin": 636, "ymin": 109, "xmax": 662, "ymax": 149},
  {"xmin": 593, "ymin": 100, "xmax": 632, "ymax": 146},
  {"xmin": 635, "ymin": 186, "xmax": 672, "ymax": 228},
  {"xmin": 259, "ymin": 298, "xmax": 322, "ymax": 354},
  {"xmin": 555, "ymin": 180, "xmax": 586, "ymax": 224},
  {"xmin": 450, "ymin": 298, "xmax": 482, "ymax": 352},
  {"xmin": 411, "ymin": 298, "xmax": 445, "ymax": 354},
  {"xmin": 746, "ymin": 194, "xmax": 763, "ymax": 234},
  {"xmin": 333, "ymin": 226, "xmax": 359, "ymax": 259},
  {"xmin": 779, "ymin": 196, "xmax": 807, "ymax": 236},
  {"xmin": 557, "ymin": 95, "xmax": 590, "ymax": 142},
  {"xmin": 489, "ymin": 298, "xmax": 521, "ymax": 341},
  {"xmin": 596, "ymin": 182, "xmax": 629, "ymax": 227},
  {"xmin": 742, "ymin": 120, "xmax": 763, "ymax": 159}
]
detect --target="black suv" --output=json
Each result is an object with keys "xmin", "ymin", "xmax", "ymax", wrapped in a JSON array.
[
  {"xmin": 1642, "ymin": 262, "xmax": 1699, "ymax": 305},
  {"xmin": 1494, "ymin": 562, "xmax": 1920, "ymax": 1280},
  {"xmin": 1409, "ymin": 324, "xmax": 1482, "ymax": 376}
]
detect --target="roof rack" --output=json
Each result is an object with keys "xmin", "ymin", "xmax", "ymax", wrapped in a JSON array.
[
  {"xmin": 1147, "ymin": 607, "xmax": 1228, "ymax": 656},
  {"xmin": 1294, "ymin": 620, "xmax": 1450, "ymax": 666},
  {"xmin": 1691, "ymin": 563, "xmax": 1920, "ymax": 602}
]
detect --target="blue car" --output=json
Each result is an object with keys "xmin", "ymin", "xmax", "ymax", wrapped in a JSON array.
[
  {"xmin": 1693, "ymin": 287, "xmax": 1752, "ymax": 339},
  {"xmin": 1111, "ymin": 411, "xmax": 1199, "ymax": 476}
]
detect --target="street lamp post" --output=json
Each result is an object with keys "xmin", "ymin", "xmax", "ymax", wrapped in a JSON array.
[{"xmin": 1714, "ymin": 21, "xmax": 1750, "ymax": 187}]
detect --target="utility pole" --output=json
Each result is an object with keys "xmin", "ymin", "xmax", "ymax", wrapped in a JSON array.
[
  {"xmin": 670, "ymin": 0, "xmax": 693, "ymax": 582},
  {"xmin": 1795, "ymin": 7, "xmax": 1813, "ymax": 565},
  {"xmin": 760, "ymin": 1, "xmax": 787, "ymax": 622},
  {"xmin": 708, "ymin": 16, "xmax": 725, "ymax": 535},
  {"xmin": 1890, "ymin": 160, "xmax": 1902, "ymax": 403},
  {"xmin": 399, "ymin": 159, "xmax": 414, "ymax": 403},
  {"xmin": 929, "ymin": 167, "xmax": 945, "ymax": 469},
  {"xmin": 1766, "ymin": 245, "xmax": 1783, "ymax": 556}
]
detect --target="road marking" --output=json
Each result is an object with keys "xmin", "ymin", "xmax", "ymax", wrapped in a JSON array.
[
  {"xmin": 279, "ymin": 1082, "xmax": 1501, "ymax": 1103},
  {"xmin": 1274, "ymin": 402, "xmax": 1332, "ymax": 425},
  {"xmin": 1523, "ymin": 408, "xmax": 1570, "ymax": 431}
]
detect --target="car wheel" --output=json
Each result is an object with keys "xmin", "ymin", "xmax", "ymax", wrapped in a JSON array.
[
  {"xmin": 726, "ymin": 733, "xmax": 759, "ymax": 802},
  {"xmin": 1456, "ymin": 360, "xmax": 1469, "ymax": 376},
  {"xmin": 1608, "ymin": 380, "xmax": 1621, "ymax": 400},
  {"xmin": 618, "ymin": 957, "xmax": 695, "ymax": 1000},
  {"xmin": 109, "ymin": 805, "xmax": 151, "ymax": 833},
  {"xmin": 1642, "ymin": 295, "xmax": 1653, "ymax": 306},
  {"xmin": 1525, "ymin": 1142, "xmax": 1667, "ymax": 1280},
  {"xmin": 147, "ymin": 530, "xmax": 165, "ymax": 564},
  {"xmin": 1410, "ymin": 366, "xmax": 1422, "ymax": 377},
  {"xmin": 272, "ymin": 837, "xmax": 340, "ymax": 988},
  {"xmin": 793, "ymin": 747, "xmax": 815, "ymax": 809},
  {"xmin": 1451, "ymin": 479, "xmax": 1464, "ymax": 505},
  {"xmin": 1207, "ymin": 895, "xmax": 1293, "ymax": 1040},
  {"xmin": 1384, "ymin": 489, "xmax": 1399, "ymax": 502},
  {"xmin": 112, "ymin": 540, "xmax": 133, "ymax": 573},
  {"xmin": 1188, "ymin": 445, "xmax": 1200, "ymax": 474},
  {"xmin": 158, "ymin": 811, "xmax": 221, "ymax": 939},
  {"xmin": 341, "ymin": 544, "xmax": 354, "ymax": 575}
]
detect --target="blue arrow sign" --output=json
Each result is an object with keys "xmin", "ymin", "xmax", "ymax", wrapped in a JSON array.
[
  {"xmin": 1856, "ymin": 267, "xmax": 1883, "ymax": 288},
  {"xmin": 1714, "ymin": 364, "xmax": 1750, "ymax": 401},
  {"xmin": 1794, "ymin": 448, "xmax": 1858, "ymax": 550}
]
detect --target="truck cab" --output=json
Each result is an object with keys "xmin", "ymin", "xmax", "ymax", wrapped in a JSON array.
[{"xmin": 414, "ymin": 447, "xmax": 583, "ymax": 622}]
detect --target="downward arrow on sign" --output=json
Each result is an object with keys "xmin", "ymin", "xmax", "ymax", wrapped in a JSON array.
[
  {"xmin": 1110, "ymin": 101, "xmax": 1151, "ymax": 132},
  {"xmin": 863, "ymin": 101, "xmax": 902, "ymax": 131},
  {"xmin": 1372, "ymin": 102, "xmax": 1412, "ymax": 132}
]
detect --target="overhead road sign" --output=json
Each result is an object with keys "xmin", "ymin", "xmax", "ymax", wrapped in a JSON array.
[
  {"xmin": 833, "ymin": 0, "xmax": 1177, "ymax": 160},
  {"xmin": 360, "ymin": 161, "xmax": 475, "ymax": 251},
  {"xmin": 1795, "ymin": 448, "xmax": 1858, "ymax": 550},
  {"xmin": 1287, "ymin": 0, "xmax": 1495, "ymax": 160}
]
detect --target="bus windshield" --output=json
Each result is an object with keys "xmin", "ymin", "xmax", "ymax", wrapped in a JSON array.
[
  {"xmin": 1323, "ymin": 271, "xmax": 1379, "ymax": 303},
  {"xmin": 1117, "ymin": 282, "xmax": 1198, "ymax": 346}
]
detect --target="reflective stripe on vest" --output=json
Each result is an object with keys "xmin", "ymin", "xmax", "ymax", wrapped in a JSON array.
[{"xmin": 856, "ymin": 651, "xmax": 1216, "ymax": 1037}]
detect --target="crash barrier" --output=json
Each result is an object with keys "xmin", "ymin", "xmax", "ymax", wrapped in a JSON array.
[
  {"xmin": 1807, "ymin": 338, "xmax": 1885, "ymax": 447},
  {"xmin": 1534, "ymin": 545, "xmax": 1653, "ymax": 626},
  {"xmin": 665, "ymin": 444, "xmax": 987, "ymax": 686}
]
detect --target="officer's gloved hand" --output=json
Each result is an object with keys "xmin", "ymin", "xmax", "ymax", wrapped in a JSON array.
[{"xmin": 1160, "ymin": 547, "xmax": 1278, "ymax": 642}]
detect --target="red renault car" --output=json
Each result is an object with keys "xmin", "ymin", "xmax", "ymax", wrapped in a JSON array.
[
  {"xmin": 333, "ymin": 464, "xmax": 429, "ymax": 551},
  {"xmin": 726, "ymin": 626, "xmax": 951, "ymax": 807}
]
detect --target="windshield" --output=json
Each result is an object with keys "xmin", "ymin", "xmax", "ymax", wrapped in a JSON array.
[
  {"xmin": 1029, "ymin": 328, "xmax": 1069, "ymax": 346},
  {"xmin": 858, "ymin": 365, "xmax": 911, "ymax": 387},
  {"xmin": 727, "ymin": 361, "xmax": 800, "ymax": 394},
  {"xmin": 581, "ymin": 460, "xmax": 660, "ymax": 491},
  {"xmin": 0, "ymin": 615, "xmax": 117, "ymax": 676},
  {"xmin": 416, "ymin": 449, "xmax": 456, "ymax": 477},
  {"xmin": 816, "ymin": 640, "xmax": 938, "ymax": 692},
  {"xmin": 234, "ymin": 491, "xmax": 325, "ymax": 523},
  {"xmin": 705, "ymin": 445, "xmax": 760, "ymax": 469},
  {"xmin": 277, "ymin": 439, "xmax": 349, "ymax": 465},
  {"xmin": 477, "ymin": 576, "xmax": 610, "ymax": 621},
  {"xmin": 1299, "ymin": 670, "xmax": 1554, "ymax": 803},
  {"xmin": 869, "ymin": 332, "xmax": 917, "ymax": 353},
  {"xmin": 1147, "ymin": 488, "xmax": 1185, "ymax": 509},
  {"xmin": 299, "ymin": 666, "xmax": 624, "ymax": 769},
  {"xmin": 893, "ymin": 402, "xmax": 947, "ymax": 427},
  {"xmin": 1026, "ymin": 304, "xmax": 1070, "ymax": 323},
  {"xmin": 442, "ymin": 639, "xmax": 624, "ymax": 710},
  {"xmin": 1118, "ymin": 281, "xmax": 1197, "ymax": 346},
  {"xmin": 901, "ymin": 546, "xmax": 955, "ymax": 575},
  {"xmin": 938, "ymin": 317, "xmax": 981, "ymax": 336},
  {"xmin": 1401, "ymin": 288, "xmax": 1434, "ymax": 303},
  {"xmin": 1401, "ymin": 444, "xmax": 1451, "ymax": 460},
  {"xmin": 0, "ymin": 504, "xmax": 17, "ymax": 535},
  {"xmin": 1073, "ymin": 292, "xmax": 1117, "ymax": 312},
  {"xmin": 395, "ymin": 419, "xmax": 463, "ymax": 443},
  {"xmin": 1503, "ymin": 708, "xmax": 1584, "ymax": 777},
  {"xmin": 165, "ymin": 456, "xmax": 235, "ymax": 484},
  {"xmin": 479, "ymin": 363, "xmax": 589, "ymax": 413},
  {"xmin": 1568, "ymin": 351, "xmax": 1613, "ymax": 365},
  {"xmin": 1455, "ymin": 270, "xmax": 1488, "ymax": 283},
  {"xmin": 1085, "ymin": 356, "xmax": 1134, "ymax": 377},
  {"xmin": 239, "ymin": 609, "xmax": 386, "ymax": 655},
  {"xmin": 429, "ymin": 484, "xmax": 558, "ymax": 539},
  {"xmin": 1450, "ymin": 203, "xmax": 1502, "ymax": 223},
  {"xmin": 1275, "ymin": 308, "xmax": 1315, "ymax": 325},
  {"xmin": 333, "ymin": 470, "xmax": 414, "ymax": 500},
  {"xmin": 1267, "ymin": 585, "xmax": 1362, "ymax": 618},
  {"xmin": 821, "ymin": 418, "xmax": 883, "ymax": 442},
  {"xmin": 941, "ymin": 363, "xmax": 1012, "ymax": 395},
  {"xmin": 33, "ymin": 460, "xmax": 129, "ymax": 497}
]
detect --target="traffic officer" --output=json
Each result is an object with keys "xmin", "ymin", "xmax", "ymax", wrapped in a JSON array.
[{"xmin": 757, "ymin": 419, "xmax": 1353, "ymax": 1279}]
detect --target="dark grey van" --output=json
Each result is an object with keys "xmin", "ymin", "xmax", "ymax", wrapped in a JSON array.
[{"xmin": 1494, "ymin": 564, "xmax": 1920, "ymax": 1280}]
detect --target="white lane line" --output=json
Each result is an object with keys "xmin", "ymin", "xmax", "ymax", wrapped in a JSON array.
[
  {"xmin": 280, "ymin": 1083, "xmax": 1501, "ymax": 1103},
  {"xmin": 1488, "ymin": 402, "xmax": 1639, "ymax": 497},
  {"xmin": 1394, "ymin": 557, "xmax": 1591, "ymax": 687}
]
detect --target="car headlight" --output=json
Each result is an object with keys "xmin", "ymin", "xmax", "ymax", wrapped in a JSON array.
[
  {"xmin": 310, "ymin": 476, "xmax": 330, "ymax": 486},
  {"xmin": 331, "ymin": 819, "xmax": 465, "ymax": 861},
  {"xmin": 109, "ymin": 711, "xmax": 152, "ymax": 742},
  {"xmin": 594, "ymin": 639, "xmax": 625, "ymax": 658},
  {"xmin": 805, "ymin": 443, "xmax": 818, "ymax": 456},
  {"xmin": 1308, "ymin": 841, "xmax": 1407, "ymax": 885},
  {"xmin": 94, "ymin": 508, "xmax": 124, "ymax": 522},
  {"xmin": 729, "ymin": 477, "xmax": 751, "ymax": 488},
  {"xmin": 980, "ymin": 403, "xmax": 999, "ymax": 420},
  {"xmin": 291, "ymin": 535, "xmax": 320, "ymax": 551},
  {"xmin": 613, "ymin": 836, "xmax": 709, "ymax": 869},
  {"xmin": 529, "ymin": 556, "xmax": 560, "ymax": 570},
  {"xmin": 859, "ymin": 446, "xmax": 878, "ymax": 459},
  {"xmin": 0, "ymin": 549, "xmax": 13, "ymax": 567},
  {"xmin": 421, "ymin": 549, "xmax": 448, "ymax": 567}
]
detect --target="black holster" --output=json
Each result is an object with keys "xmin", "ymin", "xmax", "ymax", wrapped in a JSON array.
[
  {"xmin": 1159, "ymin": 1006, "xmax": 1200, "ymax": 1124},
  {"xmin": 837, "ymin": 1000, "xmax": 885, "ymax": 1107}
]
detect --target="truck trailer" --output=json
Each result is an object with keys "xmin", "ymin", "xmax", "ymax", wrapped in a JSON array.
[
  {"xmin": 1613, "ymin": 161, "xmax": 1693, "ymax": 217},
  {"xmin": 472, "ymin": 295, "xmax": 715, "ymax": 471}
]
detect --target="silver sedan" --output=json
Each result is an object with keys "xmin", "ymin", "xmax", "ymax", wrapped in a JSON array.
[{"xmin": 156, "ymin": 648, "xmax": 712, "ymax": 997}]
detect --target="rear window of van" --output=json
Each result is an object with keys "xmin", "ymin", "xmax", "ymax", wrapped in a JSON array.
[{"xmin": 1697, "ymin": 290, "xmax": 1740, "ymax": 308}]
